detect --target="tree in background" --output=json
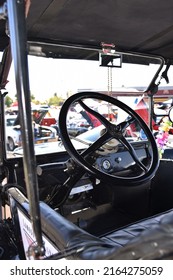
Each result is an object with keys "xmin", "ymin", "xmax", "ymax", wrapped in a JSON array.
[
  {"xmin": 30, "ymin": 93, "xmax": 36, "ymax": 102},
  {"xmin": 48, "ymin": 93, "xmax": 63, "ymax": 106},
  {"xmin": 5, "ymin": 95, "xmax": 13, "ymax": 107}
]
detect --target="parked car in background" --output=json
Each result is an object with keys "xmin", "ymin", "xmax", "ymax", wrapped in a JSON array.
[
  {"xmin": 6, "ymin": 115, "xmax": 21, "ymax": 151},
  {"xmin": 6, "ymin": 108, "xmax": 57, "ymax": 151},
  {"xmin": 52, "ymin": 122, "xmax": 89, "ymax": 138},
  {"xmin": 6, "ymin": 105, "xmax": 57, "ymax": 127},
  {"xmin": 40, "ymin": 115, "xmax": 56, "ymax": 126},
  {"xmin": 52, "ymin": 101, "xmax": 118, "ymax": 138}
]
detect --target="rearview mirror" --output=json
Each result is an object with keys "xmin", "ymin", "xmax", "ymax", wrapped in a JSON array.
[{"xmin": 99, "ymin": 53, "xmax": 122, "ymax": 68}]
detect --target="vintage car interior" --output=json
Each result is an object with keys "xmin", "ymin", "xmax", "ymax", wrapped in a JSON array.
[{"xmin": 1, "ymin": 0, "xmax": 173, "ymax": 260}]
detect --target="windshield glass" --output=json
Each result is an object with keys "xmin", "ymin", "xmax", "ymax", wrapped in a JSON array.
[{"xmin": 3, "ymin": 47, "xmax": 167, "ymax": 158}]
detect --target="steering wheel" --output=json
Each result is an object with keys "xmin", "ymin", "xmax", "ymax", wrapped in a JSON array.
[{"xmin": 59, "ymin": 92, "xmax": 159, "ymax": 186}]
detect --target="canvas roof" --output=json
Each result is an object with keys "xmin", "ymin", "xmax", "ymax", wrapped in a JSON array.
[{"xmin": 0, "ymin": 0, "xmax": 173, "ymax": 64}]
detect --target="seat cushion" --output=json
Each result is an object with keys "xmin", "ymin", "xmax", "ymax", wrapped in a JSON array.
[
  {"xmin": 39, "ymin": 202, "xmax": 173, "ymax": 259},
  {"xmin": 111, "ymin": 210, "xmax": 173, "ymax": 259},
  {"xmin": 101, "ymin": 211, "xmax": 168, "ymax": 248}
]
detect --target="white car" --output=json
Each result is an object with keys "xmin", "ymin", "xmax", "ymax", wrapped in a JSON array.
[
  {"xmin": 6, "ymin": 111, "xmax": 57, "ymax": 151},
  {"xmin": 6, "ymin": 115, "xmax": 21, "ymax": 151}
]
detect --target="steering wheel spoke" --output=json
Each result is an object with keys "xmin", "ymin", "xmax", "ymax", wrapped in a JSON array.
[
  {"xmin": 81, "ymin": 130, "xmax": 112, "ymax": 158},
  {"xmin": 118, "ymin": 116, "xmax": 135, "ymax": 133},
  {"xmin": 119, "ymin": 135, "xmax": 148, "ymax": 172},
  {"xmin": 79, "ymin": 100, "xmax": 111, "ymax": 127}
]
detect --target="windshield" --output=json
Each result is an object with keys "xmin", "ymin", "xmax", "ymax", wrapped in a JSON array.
[{"xmin": 3, "ymin": 47, "xmax": 168, "ymax": 158}]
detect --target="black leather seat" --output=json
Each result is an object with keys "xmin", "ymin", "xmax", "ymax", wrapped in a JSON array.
[
  {"xmin": 39, "ymin": 202, "xmax": 173, "ymax": 260},
  {"xmin": 101, "ymin": 211, "xmax": 167, "ymax": 247}
]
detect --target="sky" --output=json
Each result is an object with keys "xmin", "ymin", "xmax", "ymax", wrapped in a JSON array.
[
  {"xmin": 4, "ymin": 54, "xmax": 171, "ymax": 103},
  {"xmin": 2, "ymin": 50, "xmax": 173, "ymax": 102}
]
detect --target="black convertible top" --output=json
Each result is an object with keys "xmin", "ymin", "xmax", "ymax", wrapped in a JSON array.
[{"xmin": 1, "ymin": 0, "xmax": 173, "ymax": 63}]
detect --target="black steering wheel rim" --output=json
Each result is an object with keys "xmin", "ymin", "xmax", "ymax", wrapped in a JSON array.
[{"xmin": 59, "ymin": 92, "xmax": 159, "ymax": 186}]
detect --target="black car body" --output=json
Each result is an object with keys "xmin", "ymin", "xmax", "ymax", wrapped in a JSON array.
[{"xmin": 1, "ymin": 0, "xmax": 173, "ymax": 262}]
